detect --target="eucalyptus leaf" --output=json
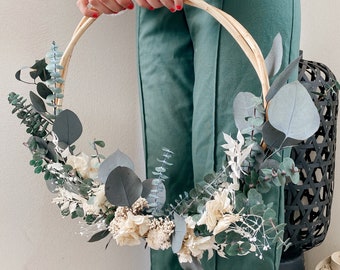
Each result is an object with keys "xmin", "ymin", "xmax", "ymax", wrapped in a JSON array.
[
  {"xmin": 235, "ymin": 193, "xmax": 247, "ymax": 212},
  {"xmin": 171, "ymin": 212, "xmax": 187, "ymax": 253},
  {"xmin": 266, "ymin": 56, "xmax": 301, "ymax": 103},
  {"xmin": 88, "ymin": 230, "xmax": 110, "ymax": 243},
  {"xmin": 52, "ymin": 109, "xmax": 83, "ymax": 146},
  {"xmin": 37, "ymin": 82, "xmax": 53, "ymax": 99},
  {"xmin": 226, "ymin": 243, "xmax": 241, "ymax": 256},
  {"xmin": 260, "ymin": 158, "xmax": 280, "ymax": 171},
  {"xmin": 31, "ymin": 58, "xmax": 51, "ymax": 81},
  {"xmin": 46, "ymin": 142, "xmax": 59, "ymax": 162},
  {"xmin": 30, "ymin": 91, "xmax": 47, "ymax": 113},
  {"xmin": 15, "ymin": 69, "xmax": 22, "ymax": 82},
  {"xmin": 45, "ymin": 179, "xmax": 58, "ymax": 193},
  {"xmin": 250, "ymin": 204, "xmax": 265, "ymax": 216},
  {"xmin": 141, "ymin": 178, "xmax": 166, "ymax": 208},
  {"xmin": 105, "ymin": 166, "xmax": 142, "ymax": 207},
  {"xmin": 268, "ymin": 81, "xmax": 320, "ymax": 141},
  {"xmin": 180, "ymin": 257, "xmax": 204, "ymax": 270},
  {"xmin": 262, "ymin": 121, "xmax": 301, "ymax": 149},
  {"xmin": 279, "ymin": 157, "xmax": 300, "ymax": 184},
  {"xmin": 263, "ymin": 208, "xmax": 277, "ymax": 221},
  {"xmin": 94, "ymin": 140, "xmax": 105, "ymax": 148},
  {"xmin": 256, "ymin": 181, "xmax": 271, "ymax": 194},
  {"xmin": 98, "ymin": 150, "xmax": 134, "ymax": 183},
  {"xmin": 247, "ymin": 189, "xmax": 263, "ymax": 207},
  {"xmin": 233, "ymin": 92, "xmax": 263, "ymax": 134},
  {"xmin": 265, "ymin": 33, "xmax": 283, "ymax": 78}
]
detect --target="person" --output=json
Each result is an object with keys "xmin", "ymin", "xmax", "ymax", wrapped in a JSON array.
[{"xmin": 77, "ymin": 1, "xmax": 301, "ymax": 269}]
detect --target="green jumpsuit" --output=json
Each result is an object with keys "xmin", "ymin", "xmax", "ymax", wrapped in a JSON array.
[{"xmin": 137, "ymin": 0, "xmax": 301, "ymax": 269}]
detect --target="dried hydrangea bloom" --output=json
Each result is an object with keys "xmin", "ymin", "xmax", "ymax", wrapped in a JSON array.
[
  {"xmin": 146, "ymin": 217, "xmax": 175, "ymax": 250},
  {"xmin": 109, "ymin": 198, "xmax": 151, "ymax": 246}
]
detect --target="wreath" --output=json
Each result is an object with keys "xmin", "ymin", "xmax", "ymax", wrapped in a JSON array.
[{"xmin": 8, "ymin": 0, "xmax": 320, "ymax": 266}]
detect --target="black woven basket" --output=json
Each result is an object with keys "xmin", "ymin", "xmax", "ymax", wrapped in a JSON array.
[{"xmin": 283, "ymin": 57, "xmax": 339, "ymax": 253}]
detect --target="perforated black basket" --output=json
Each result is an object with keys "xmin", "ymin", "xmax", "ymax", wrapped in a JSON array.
[{"xmin": 284, "ymin": 57, "xmax": 339, "ymax": 252}]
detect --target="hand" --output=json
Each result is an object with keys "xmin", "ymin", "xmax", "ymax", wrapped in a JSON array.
[
  {"xmin": 77, "ymin": 0, "xmax": 135, "ymax": 17},
  {"xmin": 134, "ymin": 0, "xmax": 183, "ymax": 12}
]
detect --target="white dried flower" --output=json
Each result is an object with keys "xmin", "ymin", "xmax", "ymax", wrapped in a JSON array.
[
  {"xmin": 177, "ymin": 217, "xmax": 215, "ymax": 263},
  {"xmin": 109, "ymin": 207, "xmax": 151, "ymax": 246},
  {"xmin": 66, "ymin": 152, "xmax": 100, "ymax": 179},
  {"xmin": 221, "ymin": 131, "xmax": 253, "ymax": 187},
  {"xmin": 146, "ymin": 217, "xmax": 175, "ymax": 250},
  {"xmin": 197, "ymin": 188, "xmax": 234, "ymax": 232}
]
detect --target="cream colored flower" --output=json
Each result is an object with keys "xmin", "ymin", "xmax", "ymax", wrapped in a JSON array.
[
  {"xmin": 66, "ymin": 152, "xmax": 100, "ymax": 179},
  {"xmin": 177, "ymin": 217, "xmax": 215, "ymax": 263},
  {"xmin": 197, "ymin": 188, "xmax": 234, "ymax": 232},
  {"xmin": 213, "ymin": 214, "xmax": 241, "ymax": 235},
  {"xmin": 146, "ymin": 217, "xmax": 174, "ymax": 250},
  {"xmin": 109, "ymin": 208, "xmax": 151, "ymax": 246},
  {"xmin": 52, "ymin": 188, "xmax": 83, "ymax": 213}
]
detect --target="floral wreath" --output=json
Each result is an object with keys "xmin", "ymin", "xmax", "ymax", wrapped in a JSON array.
[{"xmin": 8, "ymin": 0, "xmax": 320, "ymax": 267}]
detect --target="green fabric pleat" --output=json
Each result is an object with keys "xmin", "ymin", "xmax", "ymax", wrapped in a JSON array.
[{"xmin": 136, "ymin": 0, "xmax": 301, "ymax": 269}]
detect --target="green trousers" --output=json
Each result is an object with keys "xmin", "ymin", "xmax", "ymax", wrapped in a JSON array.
[{"xmin": 137, "ymin": 1, "xmax": 301, "ymax": 269}]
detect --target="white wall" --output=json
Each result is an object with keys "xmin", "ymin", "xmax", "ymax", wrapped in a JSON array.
[{"xmin": 0, "ymin": 0, "xmax": 339, "ymax": 269}]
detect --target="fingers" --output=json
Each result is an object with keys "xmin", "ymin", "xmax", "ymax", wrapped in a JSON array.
[
  {"xmin": 173, "ymin": 0, "xmax": 183, "ymax": 11},
  {"xmin": 77, "ymin": 0, "xmax": 135, "ymax": 17},
  {"xmin": 77, "ymin": 0, "xmax": 184, "ymax": 17},
  {"xmin": 135, "ymin": 0, "xmax": 183, "ymax": 12},
  {"xmin": 135, "ymin": 0, "xmax": 162, "ymax": 10},
  {"xmin": 77, "ymin": 0, "xmax": 99, "ymax": 17}
]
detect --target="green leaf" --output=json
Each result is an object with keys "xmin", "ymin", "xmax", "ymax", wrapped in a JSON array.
[
  {"xmin": 94, "ymin": 140, "xmax": 105, "ymax": 148},
  {"xmin": 215, "ymin": 231, "xmax": 227, "ymax": 244},
  {"xmin": 204, "ymin": 173, "xmax": 216, "ymax": 184},
  {"xmin": 279, "ymin": 157, "xmax": 300, "ymax": 184},
  {"xmin": 262, "ymin": 121, "xmax": 301, "ymax": 149},
  {"xmin": 88, "ymin": 230, "xmax": 110, "ymax": 243},
  {"xmin": 233, "ymin": 92, "xmax": 263, "ymax": 135},
  {"xmin": 171, "ymin": 212, "xmax": 187, "ymax": 253},
  {"xmin": 268, "ymin": 81, "xmax": 320, "ymax": 141},
  {"xmin": 265, "ymin": 33, "xmax": 283, "ymax": 78},
  {"xmin": 226, "ymin": 243, "xmax": 241, "ymax": 256},
  {"xmin": 266, "ymin": 56, "xmax": 301, "ymax": 102},
  {"xmin": 45, "ymin": 178, "xmax": 58, "ymax": 193},
  {"xmin": 263, "ymin": 208, "xmax": 276, "ymax": 221},
  {"xmin": 30, "ymin": 91, "xmax": 47, "ymax": 113},
  {"xmin": 235, "ymin": 193, "xmax": 247, "ymax": 212},
  {"xmin": 180, "ymin": 257, "xmax": 204, "ymax": 270},
  {"xmin": 98, "ymin": 150, "xmax": 134, "ymax": 184},
  {"xmin": 31, "ymin": 58, "xmax": 51, "ymax": 81},
  {"xmin": 37, "ymin": 82, "xmax": 53, "ymax": 99},
  {"xmin": 15, "ymin": 69, "xmax": 22, "ymax": 81},
  {"xmin": 250, "ymin": 204, "xmax": 265, "ymax": 216},
  {"xmin": 34, "ymin": 166, "xmax": 43, "ymax": 174},
  {"xmin": 52, "ymin": 109, "xmax": 83, "ymax": 146},
  {"xmin": 247, "ymin": 189, "xmax": 263, "ymax": 207},
  {"xmin": 141, "ymin": 178, "xmax": 166, "ymax": 209},
  {"xmin": 105, "ymin": 166, "xmax": 142, "ymax": 207},
  {"xmin": 226, "ymin": 231, "xmax": 243, "ymax": 243}
]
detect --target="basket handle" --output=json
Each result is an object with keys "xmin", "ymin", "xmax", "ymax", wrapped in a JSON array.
[{"xmin": 56, "ymin": 0, "xmax": 270, "ymax": 109}]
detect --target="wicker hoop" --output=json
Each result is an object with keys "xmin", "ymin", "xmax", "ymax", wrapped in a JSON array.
[{"xmin": 55, "ymin": 0, "xmax": 270, "ymax": 110}]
